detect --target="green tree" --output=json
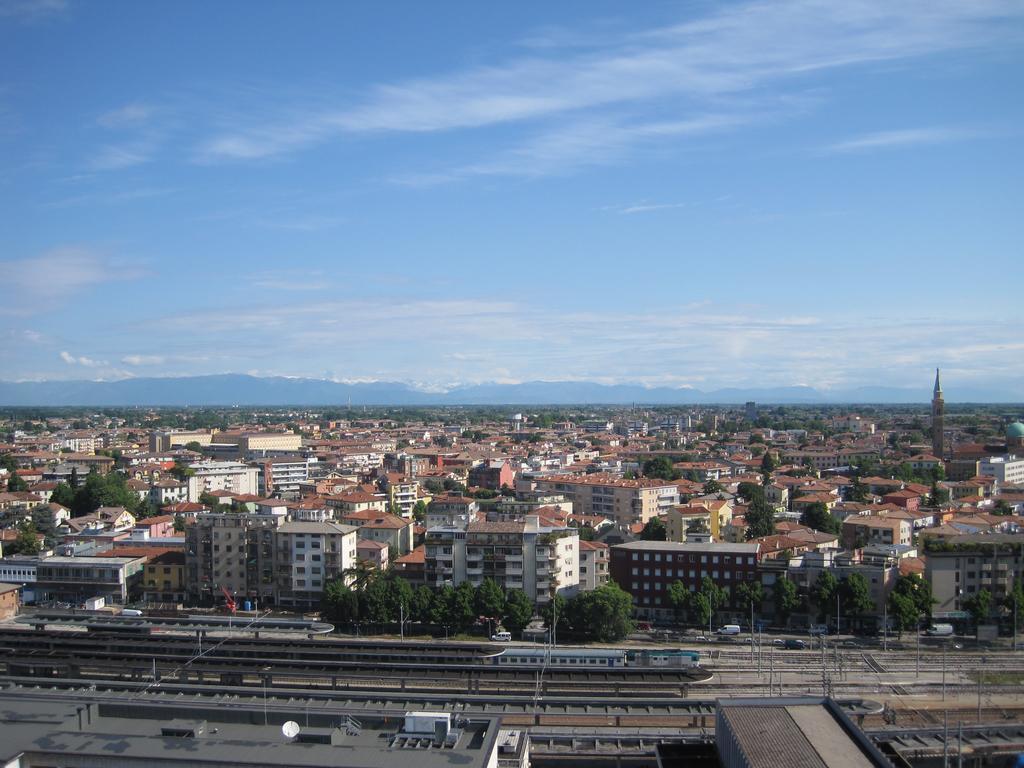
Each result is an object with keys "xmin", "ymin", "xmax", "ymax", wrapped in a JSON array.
[
  {"xmin": 799, "ymin": 502, "xmax": 841, "ymax": 534},
  {"xmin": 736, "ymin": 580, "xmax": 764, "ymax": 611},
  {"xmin": 474, "ymin": 577, "xmax": 506, "ymax": 619},
  {"xmin": 963, "ymin": 588, "xmax": 992, "ymax": 627},
  {"xmin": 184, "ymin": 441, "xmax": 203, "ymax": 453},
  {"xmin": 841, "ymin": 572, "xmax": 874, "ymax": 618},
  {"xmin": 667, "ymin": 580, "xmax": 690, "ymax": 623},
  {"xmin": 737, "ymin": 482, "xmax": 765, "ymax": 503},
  {"xmin": 1004, "ymin": 582, "xmax": 1024, "ymax": 633},
  {"xmin": 760, "ymin": 451, "xmax": 778, "ymax": 475},
  {"xmin": 431, "ymin": 584, "xmax": 456, "ymax": 629},
  {"xmin": 5, "ymin": 472, "xmax": 27, "ymax": 492},
  {"xmin": 693, "ymin": 576, "xmax": 728, "ymax": 628},
  {"xmin": 540, "ymin": 593, "xmax": 569, "ymax": 636},
  {"xmin": 50, "ymin": 482, "xmax": 75, "ymax": 508},
  {"xmin": 450, "ymin": 581, "xmax": 477, "ymax": 632},
  {"xmin": 927, "ymin": 481, "xmax": 950, "ymax": 507},
  {"xmin": 891, "ymin": 573, "xmax": 935, "ymax": 623},
  {"xmin": 9, "ymin": 520, "xmax": 41, "ymax": 555},
  {"xmin": 810, "ymin": 570, "xmax": 839, "ymax": 622},
  {"xmin": 773, "ymin": 577, "xmax": 800, "ymax": 626},
  {"xmin": 640, "ymin": 517, "xmax": 667, "ymax": 541},
  {"xmin": 992, "ymin": 499, "xmax": 1013, "ymax": 516},
  {"xmin": 411, "ymin": 585, "xmax": 435, "ymax": 623},
  {"xmin": 71, "ymin": 470, "xmax": 140, "ymax": 515},
  {"xmin": 411, "ymin": 499, "xmax": 428, "ymax": 522},
  {"xmin": 321, "ymin": 579, "xmax": 360, "ymax": 625},
  {"xmin": 887, "ymin": 592, "xmax": 918, "ymax": 637},
  {"xmin": 169, "ymin": 461, "xmax": 195, "ymax": 481},
  {"xmin": 567, "ymin": 583, "xmax": 635, "ymax": 642},
  {"xmin": 849, "ymin": 475, "xmax": 869, "ymax": 503},
  {"xmin": 642, "ymin": 456, "xmax": 679, "ymax": 481},
  {"xmin": 702, "ymin": 479, "xmax": 723, "ymax": 495},
  {"xmin": 744, "ymin": 497, "xmax": 776, "ymax": 539},
  {"xmin": 502, "ymin": 589, "xmax": 534, "ymax": 636}
]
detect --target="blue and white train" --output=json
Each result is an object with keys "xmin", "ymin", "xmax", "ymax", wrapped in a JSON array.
[{"xmin": 490, "ymin": 647, "xmax": 700, "ymax": 668}]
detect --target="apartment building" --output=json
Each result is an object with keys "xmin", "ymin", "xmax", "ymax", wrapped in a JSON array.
[
  {"xmin": 184, "ymin": 510, "xmax": 283, "ymax": 606},
  {"xmin": 926, "ymin": 534, "xmax": 1023, "ymax": 615},
  {"xmin": 530, "ymin": 473, "xmax": 678, "ymax": 527},
  {"xmin": 578, "ymin": 540, "xmax": 610, "ymax": 591},
  {"xmin": 256, "ymin": 456, "xmax": 318, "ymax": 497},
  {"xmin": 665, "ymin": 501, "xmax": 733, "ymax": 541},
  {"xmin": 609, "ymin": 540, "xmax": 760, "ymax": 620},
  {"xmin": 425, "ymin": 516, "xmax": 579, "ymax": 603},
  {"xmin": 274, "ymin": 521, "xmax": 358, "ymax": 611},
  {"xmin": 841, "ymin": 516, "xmax": 912, "ymax": 549},
  {"xmin": 149, "ymin": 431, "xmax": 213, "ymax": 452},
  {"xmin": 978, "ymin": 455, "xmax": 1024, "ymax": 487},
  {"xmin": 217, "ymin": 432, "xmax": 302, "ymax": 454},
  {"xmin": 186, "ymin": 461, "xmax": 259, "ymax": 501}
]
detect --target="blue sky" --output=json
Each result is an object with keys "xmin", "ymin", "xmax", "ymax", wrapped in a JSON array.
[{"xmin": 2, "ymin": 0, "xmax": 1022, "ymax": 394}]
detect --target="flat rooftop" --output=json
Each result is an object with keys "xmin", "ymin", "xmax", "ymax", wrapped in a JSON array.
[{"xmin": 0, "ymin": 689, "xmax": 504, "ymax": 768}]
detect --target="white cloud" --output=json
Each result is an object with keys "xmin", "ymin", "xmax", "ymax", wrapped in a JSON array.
[
  {"xmin": 606, "ymin": 201, "xmax": 689, "ymax": 215},
  {"xmin": 96, "ymin": 103, "xmax": 155, "ymax": 128},
  {"xmin": 1, "ymin": 246, "xmax": 146, "ymax": 315},
  {"xmin": 0, "ymin": 0, "xmax": 67, "ymax": 20},
  {"xmin": 823, "ymin": 126, "xmax": 987, "ymax": 153},
  {"xmin": 196, "ymin": 1, "xmax": 1022, "ymax": 162},
  {"xmin": 121, "ymin": 355, "xmax": 165, "ymax": 366},
  {"xmin": 60, "ymin": 351, "xmax": 106, "ymax": 367},
  {"xmin": 87, "ymin": 142, "xmax": 155, "ymax": 170}
]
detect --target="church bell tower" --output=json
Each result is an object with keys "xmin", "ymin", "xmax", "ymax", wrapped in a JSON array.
[{"xmin": 931, "ymin": 368, "xmax": 944, "ymax": 458}]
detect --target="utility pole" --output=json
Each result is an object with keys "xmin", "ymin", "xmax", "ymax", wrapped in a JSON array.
[
  {"xmin": 836, "ymin": 592, "xmax": 840, "ymax": 637},
  {"xmin": 943, "ymin": 710, "xmax": 949, "ymax": 768},
  {"xmin": 399, "ymin": 602, "xmax": 405, "ymax": 642},
  {"xmin": 977, "ymin": 669, "xmax": 982, "ymax": 723},
  {"xmin": 957, "ymin": 720, "xmax": 963, "ymax": 768},
  {"xmin": 882, "ymin": 597, "xmax": 887, "ymax": 652},
  {"xmin": 942, "ymin": 642, "xmax": 946, "ymax": 700},
  {"xmin": 750, "ymin": 598, "xmax": 755, "ymax": 667},
  {"xmin": 916, "ymin": 625, "xmax": 920, "ymax": 678}
]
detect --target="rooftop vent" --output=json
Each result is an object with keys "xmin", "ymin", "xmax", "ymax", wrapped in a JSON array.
[{"xmin": 160, "ymin": 719, "xmax": 206, "ymax": 738}]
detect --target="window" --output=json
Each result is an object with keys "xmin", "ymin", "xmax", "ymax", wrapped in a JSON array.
[
  {"xmin": 632, "ymin": 582, "xmax": 639, "ymax": 590},
  {"xmin": 643, "ymin": 568, "xmax": 650, "ymax": 576},
  {"xmin": 632, "ymin": 553, "xmax": 639, "ymax": 561},
  {"xmin": 654, "ymin": 554, "xmax": 662, "ymax": 562},
  {"xmin": 631, "ymin": 567, "xmax": 638, "ymax": 575}
]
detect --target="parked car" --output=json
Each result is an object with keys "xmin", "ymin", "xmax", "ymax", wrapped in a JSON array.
[{"xmin": 783, "ymin": 639, "xmax": 807, "ymax": 650}]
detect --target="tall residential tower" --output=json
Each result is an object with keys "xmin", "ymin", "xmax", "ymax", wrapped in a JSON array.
[{"xmin": 931, "ymin": 368, "xmax": 944, "ymax": 458}]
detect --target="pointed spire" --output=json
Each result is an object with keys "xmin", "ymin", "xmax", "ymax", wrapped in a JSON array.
[{"xmin": 934, "ymin": 368, "xmax": 942, "ymax": 396}]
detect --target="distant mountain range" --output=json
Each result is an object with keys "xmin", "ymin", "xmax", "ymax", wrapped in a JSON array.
[{"xmin": 0, "ymin": 374, "xmax": 1021, "ymax": 406}]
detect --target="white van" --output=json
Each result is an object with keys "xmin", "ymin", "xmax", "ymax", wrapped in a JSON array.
[
  {"xmin": 717, "ymin": 624, "xmax": 741, "ymax": 636},
  {"xmin": 925, "ymin": 623, "xmax": 954, "ymax": 637},
  {"xmin": 120, "ymin": 609, "xmax": 143, "ymax": 617},
  {"xmin": 491, "ymin": 631, "xmax": 512, "ymax": 642}
]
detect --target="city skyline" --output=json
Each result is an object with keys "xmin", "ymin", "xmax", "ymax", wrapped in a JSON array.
[{"xmin": 2, "ymin": 1, "xmax": 1022, "ymax": 393}]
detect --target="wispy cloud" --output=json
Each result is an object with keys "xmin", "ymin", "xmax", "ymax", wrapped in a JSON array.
[
  {"xmin": 96, "ymin": 103, "xmax": 156, "ymax": 128},
  {"xmin": 60, "ymin": 351, "xmax": 107, "ymax": 367},
  {"xmin": 822, "ymin": 126, "xmax": 988, "ymax": 153},
  {"xmin": 0, "ymin": 0, "xmax": 67, "ymax": 21},
  {"xmin": 605, "ymin": 201, "xmax": 689, "ymax": 215},
  {"xmin": 87, "ymin": 141, "xmax": 157, "ymax": 170},
  {"xmin": 196, "ymin": 1, "xmax": 1023, "ymax": 166},
  {"xmin": 121, "ymin": 355, "xmax": 165, "ymax": 366},
  {"xmin": 1, "ymin": 246, "xmax": 146, "ymax": 315}
]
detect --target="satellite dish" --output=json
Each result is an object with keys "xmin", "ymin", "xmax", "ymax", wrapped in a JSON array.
[{"xmin": 282, "ymin": 721, "xmax": 300, "ymax": 739}]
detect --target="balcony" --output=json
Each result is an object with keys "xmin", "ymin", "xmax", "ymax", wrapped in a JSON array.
[{"xmin": 467, "ymin": 566, "xmax": 483, "ymax": 576}]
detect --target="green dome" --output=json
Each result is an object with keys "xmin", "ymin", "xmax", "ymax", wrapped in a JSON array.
[{"xmin": 1007, "ymin": 422, "xmax": 1024, "ymax": 439}]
